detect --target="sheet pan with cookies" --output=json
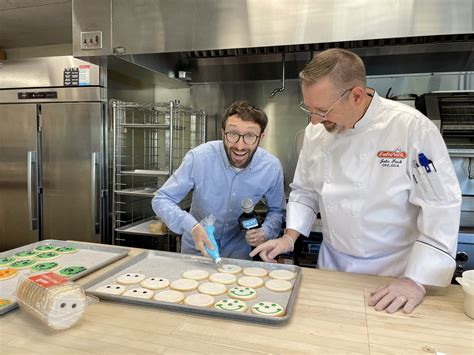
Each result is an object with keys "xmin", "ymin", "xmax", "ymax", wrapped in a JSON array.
[
  {"xmin": 83, "ymin": 250, "xmax": 301, "ymax": 324},
  {"xmin": 0, "ymin": 240, "xmax": 130, "ymax": 315}
]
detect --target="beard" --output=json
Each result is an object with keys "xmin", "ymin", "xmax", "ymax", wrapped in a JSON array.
[
  {"xmin": 322, "ymin": 121, "xmax": 345, "ymax": 134},
  {"xmin": 224, "ymin": 144, "xmax": 258, "ymax": 168}
]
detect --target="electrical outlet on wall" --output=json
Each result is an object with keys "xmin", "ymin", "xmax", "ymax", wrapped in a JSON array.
[{"xmin": 80, "ymin": 31, "xmax": 102, "ymax": 50}]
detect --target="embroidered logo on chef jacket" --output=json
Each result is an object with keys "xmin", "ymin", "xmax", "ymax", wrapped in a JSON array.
[{"xmin": 377, "ymin": 147, "xmax": 407, "ymax": 168}]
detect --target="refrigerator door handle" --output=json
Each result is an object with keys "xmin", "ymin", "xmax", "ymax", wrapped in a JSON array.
[
  {"xmin": 91, "ymin": 152, "xmax": 100, "ymax": 235},
  {"xmin": 27, "ymin": 151, "xmax": 38, "ymax": 231}
]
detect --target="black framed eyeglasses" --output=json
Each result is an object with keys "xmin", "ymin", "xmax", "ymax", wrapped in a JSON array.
[
  {"xmin": 224, "ymin": 131, "xmax": 260, "ymax": 145},
  {"xmin": 299, "ymin": 87, "xmax": 353, "ymax": 121}
]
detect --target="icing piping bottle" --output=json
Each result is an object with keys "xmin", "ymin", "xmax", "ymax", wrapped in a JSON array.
[{"xmin": 203, "ymin": 216, "xmax": 223, "ymax": 267}]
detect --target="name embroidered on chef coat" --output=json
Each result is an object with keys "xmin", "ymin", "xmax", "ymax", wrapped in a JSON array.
[{"xmin": 377, "ymin": 148, "xmax": 407, "ymax": 168}]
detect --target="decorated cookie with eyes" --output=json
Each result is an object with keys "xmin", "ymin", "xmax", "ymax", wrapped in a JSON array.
[
  {"xmin": 214, "ymin": 299, "xmax": 248, "ymax": 312},
  {"xmin": 31, "ymin": 262, "xmax": 60, "ymax": 272},
  {"xmin": 116, "ymin": 273, "xmax": 146, "ymax": 285},
  {"xmin": 35, "ymin": 245, "xmax": 57, "ymax": 252},
  {"xmin": 228, "ymin": 286, "xmax": 258, "ymax": 301},
  {"xmin": 123, "ymin": 287, "xmax": 154, "ymax": 300},
  {"xmin": 0, "ymin": 256, "xmax": 15, "ymax": 267},
  {"xmin": 55, "ymin": 247, "xmax": 79, "ymax": 254},
  {"xmin": 251, "ymin": 302, "xmax": 285, "ymax": 317},
  {"xmin": 45, "ymin": 289, "xmax": 87, "ymax": 330},
  {"xmin": 58, "ymin": 266, "xmax": 87, "ymax": 277},
  {"xmin": 9, "ymin": 259, "xmax": 36, "ymax": 270},
  {"xmin": 94, "ymin": 284, "xmax": 126, "ymax": 295},
  {"xmin": 14, "ymin": 251, "xmax": 38, "ymax": 259},
  {"xmin": 35, "ymin": 252, "xmax": 60, "ymax": 260},
  {"xmin": 140, "ymin": 277, "xmax": 170, "ymax": 290}
]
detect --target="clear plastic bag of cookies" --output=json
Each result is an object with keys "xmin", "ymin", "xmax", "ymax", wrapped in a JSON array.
[
  {"xmin": 15, "ymin": 272, "xmax": 98, "ymax": 331},
  {"xmin": 148, "ymin": 218, "xmax": 168, "ymax": 235}
]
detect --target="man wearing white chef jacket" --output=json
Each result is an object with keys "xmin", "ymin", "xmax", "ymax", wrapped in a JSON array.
[{"xmin": 251, "ymin": 48, "xmax": 462, "ymax": 314}]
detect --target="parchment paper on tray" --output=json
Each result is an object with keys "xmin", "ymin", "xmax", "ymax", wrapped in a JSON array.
[{"xmin": 83, "ymin": 250, "xmax": 301, "ymax": 325}]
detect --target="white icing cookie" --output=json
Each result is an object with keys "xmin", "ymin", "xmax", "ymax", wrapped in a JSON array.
[
  {"xmin": 170, "ymin": 278, "xmax": 199, "ymax": 292},
  {"xmin": 217, "ymin": 264, "xmax": 242, "ymax": 274},
  {"xmin": 265, "ymin": 279, "xmax": 293, "ymax": 292},
  {"xmin": 181, "ymin": 269, "xmax": 209, "ymax": 281},
  {"xmin": 116, "ymin": 273, "xmax": 146, "ymax": 285},
  {"xmin": 123, "ymin": 287, "xmax": 154, "ymax": 300},
  {"xmin": 209, "ymin": 272, "xmax": 237, "ymax": 285},
  {"xmin": 237, "ymin": 276, "xmax": 264, "ymax": 288},
  {"xmin": 94, "ymin": 284, "xmax": 126, "ymax": 295},
  {"xmin": 153, "ymin": 290, "xmax": 185, "ymax": 303},
  {"xmin": 251, "ymin": 301, "xmax": 285, "ymax": 317},
  {"xmin": 214, "ymin": 299, "xmax": 248, "ymax": 312},
  {"xmin": 269, "ymin": 269, "xmax": 296, "ymax": 280},
  {"xmin": 140, "ymin": 277, "xmax": 170, "ymax": 290},
  {"xmin": 197, "ymin": 282, "xmax": 227, "ymax": 296},
  {"xmin": 228, "ymin": 286, "xmax": 258, "ymax": 301},
  {"xmin": 184, "ymin": 293, "xmax": 215, "ymax": 307},
  {"xmin": 46, "ymin": 289, "xmax": 87, "ymax": 330},
  {"xmin": 242, "ymin": 267, "xmax": 268, "ymax": 277}
]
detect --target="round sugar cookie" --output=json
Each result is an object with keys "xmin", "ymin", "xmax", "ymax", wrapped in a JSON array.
[
  {"xmin": 209, "ymin": 272, "xmax": 237, "ymax": 285},
  {"xmin": 184, "ymin": 293, "xmax": 215, "ymax": 307},
  {"xmin": 265, "ymin": 279, "xmax": 293, "ymax": 292},
  {"xmin": 34, "ymin": 245, "xmax": 57, "ymax": 252},
  {"xmin": 269, "ymin": 269, "xmax": 296, "ymax": 280},
  {"xmin": 58, "ymin": 266, "xmax": 87, "ymax": 277},
  {"xmin": 181, "ymin": 269, "xmax": 209, "ymax": 281},
  {"xmin": 0, "ymin": 298, "xmax": 12, "ymax": 309},
  {"xmin": 197, "ymin": 282, "xmax": 227, "ymax": 296},
  {"xmin": 217, "ymin": 264, "xmax": 242, "ymax": 275},
  {"xmin": 35, "ymin": 251, "xmax": 60, "ymax": 260},
  {"xmin": 9, "ymin": 259, "xmax": 36, "ymax": 270},
  {"xmin": 31, "ymin": 262, "xmax": 60, "ymax": 272},
  {"xmin": 140, "ymin": 277, "xmax": 170, "ymax": 290},
  {"xmin": 153, "ymin": 290, "xmax": 185, "ymax": 303},
  {"xmin": 237, "ymin": 276, "xmax": 264, "ymax": 288},
  {"xmin": 14, "ymin": 251, "xmax": 38, "ymax": 259},
  {"xmin": 123, "ymin": 287, "xmax": 154, "ymax": 300},
  {"xmin": 228, "ymin": 286, "xmax": 258, "ymax": 301},
  {"xmin": 0, "ymin": 256, "xmax": 15, "ymax": 267},
  {"xmin": 94, "ymin": 284, "xmax": 126, "ymax": 295},
  {"xmin": 116, "ymin": 273, "xmax": 146, "ymax": 285},
  {"xmin": 55, "ymin": 247, "xmax": 79, "ymax": 254},
  {"xmin": 214, "ymin": 299, "xmax": 248, "ymax": 312},
  {"xmin": 242, "ymin": 267, "xmax": 268, "ymax": 277},
  {"xmin": 170, "ymin": 278, "xmax": 198, "ymax": 292},
  {"xmin": 0, "ymin": 268, "xmax": 18, "ymax": 281},
  {"xmin": 251, "ymin": 302, "xmax": 285, "ymax": 317}
]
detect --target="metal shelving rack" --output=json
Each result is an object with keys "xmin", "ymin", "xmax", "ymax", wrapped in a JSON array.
[{"xmin": 111, "ymin": 100, "xmax": 206, "ymax": 248}]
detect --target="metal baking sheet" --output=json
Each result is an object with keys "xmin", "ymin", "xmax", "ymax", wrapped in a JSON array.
[
  {"xmin": 115, "ymin": 217, "xmax": 167, "ymax": 236},
  {"xmin": 83, "ymin": 250, "xmax": 301, "ymax": 325},
  {"xmin": 0, "ymin": 240, "xmax": 130, "ymax": 315}
]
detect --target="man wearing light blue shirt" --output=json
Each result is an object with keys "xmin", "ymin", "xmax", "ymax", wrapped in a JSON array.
[{"xmin": 152, "ymin": 101, "xmax": 286, "ymax": 260}]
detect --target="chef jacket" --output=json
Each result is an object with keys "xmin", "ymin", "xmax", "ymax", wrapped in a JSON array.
[
  {"xmin": 152, "ymin": 140, "xmax": 286, "ymax": 260},
  {"xmin": 287, "ymin": 91, "xmax": 461, "ymax": 286}
]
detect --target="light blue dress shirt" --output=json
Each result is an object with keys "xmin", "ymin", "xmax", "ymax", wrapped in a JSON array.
[{"xmin": 152, "ymin": 140, "xmax": 286, "ymax": 259}]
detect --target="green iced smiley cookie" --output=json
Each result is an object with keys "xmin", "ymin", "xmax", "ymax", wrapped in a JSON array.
[
  {"xmin": 55, "ymin": 247, "xmax": 78, "ymax": 254},
  {"xmin": 58, "ymin": 266, "xmax": 87, "ymax": 277},
  {"xmin": 35, "ymin": 245, "xmax": 57, "ymax": 252},
  {"xmin": 214, "ymin": 299, "xmax": 248, "ymax": 312},
  {"xmin": 15, "ymin": 250, "xmax": 38, "ymax": 258},
  {"xmin": 0, "ymin": 256, "xmax": 15, "ymax": 267},
  {"xmin": 10, "ymin": 259, "xmax": 36, "ymax": 269},
  {"xmin": 31, "ymin": 262, "xmax": 60, "ymax": 272},
  {"xmin": 35, "ymin": 251, "xmax": 60, "ymax": 260}
]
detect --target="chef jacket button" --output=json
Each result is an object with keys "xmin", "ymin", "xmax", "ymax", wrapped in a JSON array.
[
  {"xmin": 351, "ymin": 210, "xmax": 357, "ymax": 216},
  {"xmin": 324, "ymin": 176, "xmax": 331, "ymax": 184},
  {"xmin": 360, "ymin": 153, "xmax": 367, "ymax": 159},
  {"xmin": 355, "ymin": 182, "xmax": 362, "ymax": 188}
]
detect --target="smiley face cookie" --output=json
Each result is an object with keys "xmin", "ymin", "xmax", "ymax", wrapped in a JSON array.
[
  {"xmin": 58, "ymin": 266, "xmax": 87, "ymax": 277},
  {"xmin": 153, "ymin": 290, "xmax": 185, "ymax": 303},
  {"xmin": 181, "ymin": 269, "xmax": 209, "ymax": 281},
  {"xmin": 94, "ymin": 284, "xmax": 126, "ymax": 295},
  {"xmin": 0, "ymin": 256, "xmax": 15, "ymax": 267},
  {"xmin": 31, "ymin": 262, "xmax": 60, "ymax": 272},
  {"xmin": 35, "ymin": 251, "xmax": 60, "ymax": 260},
  {"xmin": 123, "ymin": 287, "xmax": 154, "ymax": 300},
  {"xmin": 214, "ymin": 299, "xmax": 248, "ymax": 312},
  {"xmin": 209, "ymin": 272, "xmax": 237, "ymax": 285},
  {"xmin": 14, "ymin": 251, "xmax": 38, "ymax": 259},
  {"xmin": 268, "ymin": 269, "xmax": 296, "ymax": 280},
  {"xmin": 197, "ymin": 282, "xmax": 227, "ymax": 296},
  {"xmin": 170, "ymin": 278, "xmax": 198, "ymax": 292},
  {"xmin": 242, "ymin": 267, "xmax": 268, "ymax": 278},
  {"xmin": 217, "ymin": 264, "xmax": 242, "ymax": 275},
  {"xmin": 228, "ymin": 286, "xmax": 258, "ymax": 301},
  {"xmin": 237, "ymin": 276, "xmax": 264, "ymax": 288},
  {"xmin": 116, "ymin": 273, "xmax": 146, "ymax": 285},
  {"xmin": 9, "ymin": 259, "xmax": 36, "ymax": 269},
  {"xmin": 35, "ymin": 245, "xmax": 57, "ymax": 252},
  {"xmin": 183, "ymin": 293, "xmax": 215, "ymax": 307},
  {"xmin": 251, "ymin": 302, "xmax": 285, "ymax": 317},
  {"xmin": 55, "ymin": 247, "xmax": 79, "ymax": 254},
  {"xmin": 264, "ymin": 279, "xmax": 293, "ymax": 292},
  {"xmin": 0, "ymin": 268, "xmax": 18, "ymax": 281},
  {"xmin": 140, "ymin": 277, "xmax": 170, "ymax": 290}
]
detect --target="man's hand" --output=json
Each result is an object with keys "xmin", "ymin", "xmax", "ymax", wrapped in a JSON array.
[
  {"xmin": 191, "ymin": 223, "xmax": 214, "ymax": 258},
  {"xmin": 249, "ymin": 234, "xmax": 295, "ymax": 262},
  {"xmin": 368, "ymin": 277, "xmax": 426, "ymax": 314},
  {"xmin": 245, "ymin": 228, "xmax": 266, "ymax": 247}
]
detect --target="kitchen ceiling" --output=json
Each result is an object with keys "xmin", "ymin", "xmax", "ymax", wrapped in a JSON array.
[{"xmin": 0, "ymin": 0, "xmax": 71, "ymax": 48}]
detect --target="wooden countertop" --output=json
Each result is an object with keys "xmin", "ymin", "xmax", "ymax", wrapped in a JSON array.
[{"xmin": 1, "ymin": 247, "xmax": 472, "ymax": 354}]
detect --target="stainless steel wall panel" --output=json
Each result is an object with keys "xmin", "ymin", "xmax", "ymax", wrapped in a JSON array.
[
  {"xmin": 0, "ymin": 104, "xmax": 39, "ymax": 251},
  {"xmin": 0, "ymin": 87, "xmax": 105, "ymax": 104}
]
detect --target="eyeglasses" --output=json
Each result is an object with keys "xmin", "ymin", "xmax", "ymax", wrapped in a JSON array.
[
  {"xmin": 224, "ymin": 131, "xmax": 260, "ymax": 145},
  {"xmin": 299, "ymin": 87, "xmax": 353, "ymax": 121}
]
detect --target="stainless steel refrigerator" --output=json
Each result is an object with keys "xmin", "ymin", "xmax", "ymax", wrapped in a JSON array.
[{"xmin": 0, "ymin": 56, "xmax": 108, "ymax": 251}]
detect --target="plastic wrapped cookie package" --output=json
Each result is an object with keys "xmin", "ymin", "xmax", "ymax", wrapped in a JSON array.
[{"xmin": 15, "ymin": 272, "xmax": 98, "ymax": 331}]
